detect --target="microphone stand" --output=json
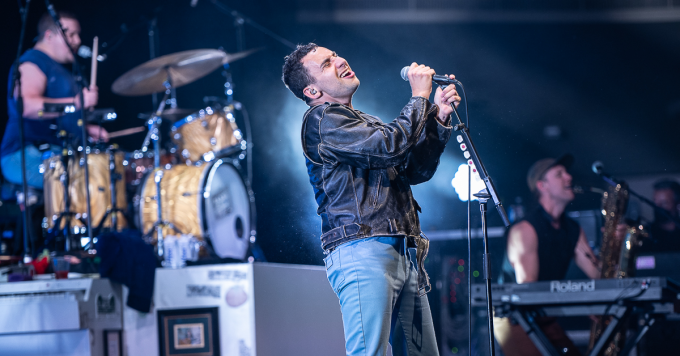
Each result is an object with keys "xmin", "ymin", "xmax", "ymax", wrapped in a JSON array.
[
  {"xmin": 595, "ymin": 169, "xmax": 680, "ymax": 230},
  {"xmin": 208, "ymin": 0, "xmax": 296, "ymax": 50},
  {"xmin": 45, "ymin": 0, "xmax": 94, "ymax": 252},
  {"xmin": 11, "ymin": 0, "xmax": 33, "ymax": 263},
  {"xmin": 444, "ymin": 84, "xmax": 511, "ymax": 356}
]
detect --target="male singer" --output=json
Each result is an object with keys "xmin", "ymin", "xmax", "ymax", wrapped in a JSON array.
[{"xmin": 282, "ymin": 43, "xmax": 460, "ymax": 356}]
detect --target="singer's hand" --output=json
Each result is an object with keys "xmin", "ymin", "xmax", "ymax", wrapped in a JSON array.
[
  {"xmin": 408, "ymin": 63, "xmax": 435, "ymax": 99},
  {"xmin": 434, "ymin": 74, "xmax": 461, "ymax": 122}
]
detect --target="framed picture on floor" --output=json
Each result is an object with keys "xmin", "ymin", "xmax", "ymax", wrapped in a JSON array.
[
  {"xmin": 157, "ymin": 307, "xmax": 220, "ymax": 356},
  {"xmin": 103, "ymin": 329, "xmax": 122, "ymax": 356}
]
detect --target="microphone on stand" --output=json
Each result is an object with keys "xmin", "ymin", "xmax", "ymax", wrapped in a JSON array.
[
  {"xmin": 401, "ymin": 66, "xmax": 461, "ymax": 86},
  {"xmin": 78, "ymin": 45, "xmax": 106, "ymax": 62},
  {"xmin": 591, "ymin": 160, "xmax": 619, "ymax": 187},
  {"xmin": 592, "ymin": 161, "xmax": 604, "ymax": 175}
]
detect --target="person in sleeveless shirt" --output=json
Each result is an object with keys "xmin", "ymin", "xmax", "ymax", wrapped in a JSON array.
[
  {"xmin": 494, "ymin": 154, "xmax": 601, "ymax": 356},
  {"xmin": 1, "ymin": 11, "xmax": 108, "ymax": 189}
]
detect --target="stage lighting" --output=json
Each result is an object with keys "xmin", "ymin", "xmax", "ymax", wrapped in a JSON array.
[{"xmin": 451, "ymin": 163, "xmax": 485, "ymax": 202}]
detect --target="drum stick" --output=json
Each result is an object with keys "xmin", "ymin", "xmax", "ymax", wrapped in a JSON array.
[
  {"xmin": 90, "ymin": 36, "xmax": 98, "ymax": 89},
  {"xmin": 107, "ymin": 126, "xmax": 146, "ymax": 139}
]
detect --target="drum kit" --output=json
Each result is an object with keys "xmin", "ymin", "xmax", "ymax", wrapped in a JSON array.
[{"xmin": 42, "ymin": 48, "xmax": 258, "ymax": 264}]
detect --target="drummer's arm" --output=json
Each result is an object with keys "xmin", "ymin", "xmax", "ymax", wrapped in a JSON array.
[{"xmin": 16, "ymin": 62, "xmax": 96, "ymax": 119}]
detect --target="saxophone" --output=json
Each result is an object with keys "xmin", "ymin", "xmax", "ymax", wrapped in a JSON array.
[{"xmin": 587, "ymin": 181, "xmax": 646, "ymax": 355}]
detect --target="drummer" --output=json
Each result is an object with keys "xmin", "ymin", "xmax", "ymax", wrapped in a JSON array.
[{"xmin": 1, "ymin": 11, "xmax": 109, "ymax": 189}]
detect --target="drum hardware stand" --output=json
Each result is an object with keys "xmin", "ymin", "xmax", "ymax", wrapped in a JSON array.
[
  {"xmin": 141, "ymin": 77, "xmax": 182, "ymax": 259},
  {"xmin": 11, "ymin": 0, "xmax": 33, "ymax": 262},
  {"xmin": 46, "ymin": 0, "xmax": 95, "ymax": 252},
  {"xmin": 94, "ymin": 144, "xmax": 126, "ymax": 234},
  {"xmin": 46, "ymin": 129, "xmax": 79, "ymax": 250},
  {"xmin": 148, "ymin": 15, "xmax": 159, "ymax": 109},
  {"xmin": 217, "ymin": 65, "xmax": 261, "ymax": 262}
]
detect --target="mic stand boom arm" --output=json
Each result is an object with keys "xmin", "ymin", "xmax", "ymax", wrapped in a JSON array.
[{"xmin": 209, "ymin": 0, "xmax": 296, "ymax": 50}]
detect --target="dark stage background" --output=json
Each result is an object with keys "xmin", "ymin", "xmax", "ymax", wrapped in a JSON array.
[{"xmin": 1, "ymin": 0, "xmax": 679, "ymax": 268}]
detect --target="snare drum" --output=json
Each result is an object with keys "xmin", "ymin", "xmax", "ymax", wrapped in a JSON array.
[
  {"xmin": 171, "ymin": 106, "xmax": 242, "ymax": 163},
  {"xmin": 138, "ymin": 158, "xmax": 251, "ymax": 260},
  {"xmin": 123, "ymin": 150, "xmax": 176, "ymax": 186},
  {"xmin": 43, "ymin": 149, "xmax": 127, "ymax": 231}
]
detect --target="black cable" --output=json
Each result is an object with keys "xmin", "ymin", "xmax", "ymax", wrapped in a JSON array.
[
  {"xmin": 599, "ymin": 280, "xmax": 649, "ymax": 329},
  {"xmin": 12, "ymin": 0, "xmax": 33, "ymax": 261},
  {"xmin": 452, "ymin": 80, "xmax": 472, "ymax": 356}
]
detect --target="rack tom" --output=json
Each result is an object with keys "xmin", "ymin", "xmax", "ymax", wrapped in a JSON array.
[{"xmin": 171, "ymin": 106, "xmax": 242, "ymax": 163}]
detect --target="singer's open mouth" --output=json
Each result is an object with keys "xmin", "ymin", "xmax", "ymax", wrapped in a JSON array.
[{"xmin": 340, "ymin": 70, "xmax": 354, "ymax": 78}]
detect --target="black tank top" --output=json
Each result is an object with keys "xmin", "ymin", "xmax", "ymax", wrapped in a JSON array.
[{"xmin": 498, "ymin": 206, "xmax": 581, "ymax": 284}]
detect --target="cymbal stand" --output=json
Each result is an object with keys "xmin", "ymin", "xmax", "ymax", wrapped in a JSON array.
[
  {"xmin": 95, "ymin": 144, "xmax": 126, "ymax": 233},
  {"xmin": 141, "ymin": 77, "xmax": 181, "ymax": 259}
]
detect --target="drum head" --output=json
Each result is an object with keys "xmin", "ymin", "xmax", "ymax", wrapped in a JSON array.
[{"xmin": 202, "ymin": 159, "xmax": 250, "ymax": 260}]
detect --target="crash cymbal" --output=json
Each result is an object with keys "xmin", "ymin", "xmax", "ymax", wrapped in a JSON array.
[
  {"xmin": 112, "ymin": 48, "xmax": 262, "ymax": 96},
  {"xmin": 137, "ymin": 108, "xmax": 198, "ymax": 122},
  {"xmin": 222, "ymin": 47, "xmax": 263, "ymax": 65},
  {"xmin": 112, "ymin": 49, "xmax": 225, "ymax": 96}
]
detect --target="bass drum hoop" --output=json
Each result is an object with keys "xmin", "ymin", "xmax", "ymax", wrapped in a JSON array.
[{"xmin": 199, "ymin": 158, "xmax": 252, "ymax": 260}]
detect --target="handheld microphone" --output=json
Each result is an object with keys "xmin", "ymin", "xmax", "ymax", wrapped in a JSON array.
[{"xmin": 400, "ymin": 66, "xmax": 461, "ymax": 86}]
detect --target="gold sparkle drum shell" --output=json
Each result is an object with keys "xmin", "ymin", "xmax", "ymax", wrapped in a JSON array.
[
  {"xmin": 43, "ymin": 151, "xmax": 127, "ymax": 230},
  {"xmin": 138, "ymin": 159, "xmax": 250, "ymax": 260},
  {"xmin": 171, "ymin": 106, "xmax": 242, "ymax": 163}
]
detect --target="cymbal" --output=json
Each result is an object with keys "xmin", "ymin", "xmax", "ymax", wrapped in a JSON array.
[
  {"xmin": 222, "ymin": 47, "xmax": 262, "ymax": 65},
  {"xmin": 112, "ymin": 48, "xmax": 260, "ymax": 96},
  {"xmin": 112, "ymin": 49, "xmax": 224, "ymax": 96},
  {"xmin": 137, "ymin": 108, "xmax": 198, "ymax": 122}
]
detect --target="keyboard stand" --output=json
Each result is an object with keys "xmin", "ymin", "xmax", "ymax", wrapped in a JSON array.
[{"xmin": 508, "ymin": 302, "xmax": 665, "ymax": 356}]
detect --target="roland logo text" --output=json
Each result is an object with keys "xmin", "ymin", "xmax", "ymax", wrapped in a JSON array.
[{"xmin": 550, "ymin": 280, "xmax": 595, "ymax": 292}]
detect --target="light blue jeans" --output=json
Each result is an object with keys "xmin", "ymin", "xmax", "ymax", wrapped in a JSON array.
[
  {"xmin": 324, "ymin": 236, "xmax": 439, "ymax": 356},
  {"xmin": 1, "ymin": 145, "xmax": 58, "ymax": 189}
]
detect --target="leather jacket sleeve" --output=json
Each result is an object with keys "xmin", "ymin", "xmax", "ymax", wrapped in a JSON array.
[
  {"xmin": 317, "ymin": 97, "xmax": 438, "ymax": 169},
  {"xmin": 403, "ymin": 113, "xmax": 453, "ymax": 185}
]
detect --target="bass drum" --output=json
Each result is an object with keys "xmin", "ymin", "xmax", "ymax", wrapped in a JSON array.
[{"xmin": 138, "ymin": 159, "xmax": 250, "ymax": 260}]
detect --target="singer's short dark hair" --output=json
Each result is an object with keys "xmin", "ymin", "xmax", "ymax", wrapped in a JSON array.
[
  {"xmin": 282, "ymin": 43, "xmax": 318, "ymax": 105},
  {"xmin": 653, "ymin": 179, "xmax": 680, "ymax": 204},
  {"xmin": 37, "ymin": 11, "xmax": 77, "ymax": 42}
]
